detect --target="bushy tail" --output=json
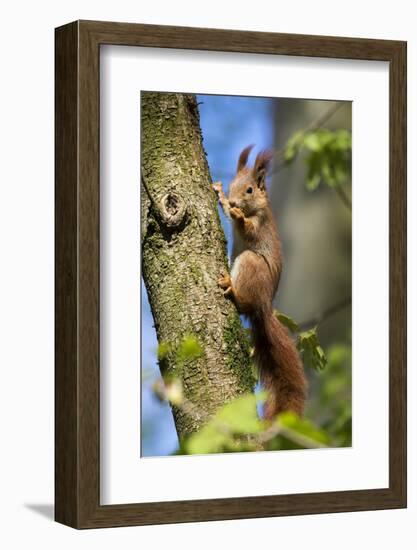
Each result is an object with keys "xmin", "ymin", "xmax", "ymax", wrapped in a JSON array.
[{"xmin": 250, "ymin": 308, "xmax": 307, "ymax": 420}]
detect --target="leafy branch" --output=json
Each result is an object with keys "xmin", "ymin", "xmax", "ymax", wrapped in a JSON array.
[
  {"xmin": 154, "ymin": 381, "xmax": 329, "ymax": 454},
  {"xmin": 148, "ymin": 325, "xmax": 351, "ymax": 454},
  {"xmin": 151, "ymin": 335, "xmax": 330, "ymax": 454},
  {"xmin": 272, "ymin": 101, "xmax": 345, "ymax": 173},
  {"xmin": 274, "ymin": 295, "xmax": 351, "ymax": 373},
  {"xmin": 276, "ymin": 311, "xmax": 327, "ymax": 372},
  {"xmin": 277, "ymin": 102, "xmax": 352, "ymax": 212}
]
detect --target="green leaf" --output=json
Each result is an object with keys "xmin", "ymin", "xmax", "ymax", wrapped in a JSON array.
[
  {"xmin": 334, "ymin": 162, "xmax": 348, "ymax": 184},
  {"xmin": 321, "ymin": 158, "xmax": 336, "ymax": 186},
  {"xmin": 217, "ymin": 393, "xmax": 266, "ymax": 434},
  {"xmin": 297, "ymin": 328, "xmax": 327, "ymax": 371},
  {"xmin": 185, "ymin": 422, "xmax": 230, "ymax": 455},
  {"xmin": 157, "ymin": 341, "xmax": 171, "ymax": 361},
  {"xmin": 306, "ymin": 170, "xmax": 321, "ymax": 191},
  {"xmin": 284, "ymin": 146, "xmax": 296, "ymax": 163},
  {"xmin": 284, "ymin": 130, "xmax": 304, "ymax": 163},
  {"xmin": 276, "ymin": 311, "xmax": 300, "ymax": 333},
  {"xmin": 306, "ymin": 152, "xmax": 322, "ymax": 190},
  {"xmin": 177, "ymin": 335, "xmax": 203, "ymax": 362},
  {"xmin": 303, "ymin": 132, "xmax": 321, "ymax": 152},
  {"xmin": 333, "ymin": 129, "xmax": 352, "ymax": 150},
  {"xmin": 278, "ymin": 411, "xmax": 330, "ymax": 446},
  {"xmin": 283, "ymin": 127, "xmax": 352, "ymax": 192},
  {"xmin": 183, "ymin": 393, "xmax": 267, "ymax": 454}
]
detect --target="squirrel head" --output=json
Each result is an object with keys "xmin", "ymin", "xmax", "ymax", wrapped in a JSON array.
[{"xmin": 228, "ymin": 145, "xmax": 274, "ymax": 216}]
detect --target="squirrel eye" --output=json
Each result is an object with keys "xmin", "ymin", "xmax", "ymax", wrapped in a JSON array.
[{"xmin": 246, "ymin": 187, "xmax": 253, "ymax": 194}]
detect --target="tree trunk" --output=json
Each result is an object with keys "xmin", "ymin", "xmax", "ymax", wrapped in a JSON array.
[{"xmin": 141, "ymin": 92, "xmax": 253, "ymax": 439}]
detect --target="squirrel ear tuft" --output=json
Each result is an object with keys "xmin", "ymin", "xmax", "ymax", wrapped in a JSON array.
[
  {"xmin": 253, "ymin": 149, "xmax": 274, "ymax": 189},
  {"xmin": 237, "ymin": 144, "xmax": 255, "ymax": 172}
]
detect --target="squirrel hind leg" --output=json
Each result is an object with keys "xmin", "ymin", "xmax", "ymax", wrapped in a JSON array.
[
  {"xmin": 218, "ymin": 272, "xmax": 250, "ymax": 313},
  {"xmin": 218, "ymin": 273, "xmax": 237, "ymax": 300},
  {"xmin": 218, "ymin": 273, "xmax": 232, "ymax": 291}
]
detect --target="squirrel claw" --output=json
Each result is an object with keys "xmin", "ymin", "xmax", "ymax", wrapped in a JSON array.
[
  {"xmin": 230, "ymin": 207, "xmax": 244, "ymax": 221},
  {"xmin": 218, "ymin": 274, "xmax": 232, "ymax": 290},
  {"xmin": 212, "ymin": 181, "xmax": 223, "ymax": 195},
  {"xmin": 223, "ymin": 287, "xmax": 234, "ymax": 298}
]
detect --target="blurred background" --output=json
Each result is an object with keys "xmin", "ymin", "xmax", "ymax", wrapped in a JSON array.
[{"xmin": 141, "ymin": 94, "xmax": 352, "ymax": 456}]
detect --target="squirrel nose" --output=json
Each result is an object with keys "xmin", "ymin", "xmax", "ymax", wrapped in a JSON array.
[{"xmin": 229, "ymin": 200, "xmax": 237, "ymax": 208}]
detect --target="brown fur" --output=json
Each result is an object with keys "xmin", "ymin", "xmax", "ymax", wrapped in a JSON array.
[
  {"xmin": 214, "ymin": 145, "xmax": 307, "ymax": 420},
  {"xmin": 237, "ymin": 144, "xmax": 255, "ymax": 172}
]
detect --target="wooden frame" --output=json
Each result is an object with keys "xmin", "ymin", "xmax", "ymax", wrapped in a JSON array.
[{"xmin": 55, "ymin": 20, "xmax": 407, "ymax": 529}]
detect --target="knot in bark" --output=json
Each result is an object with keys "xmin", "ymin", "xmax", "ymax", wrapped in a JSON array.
[{"xmin": 158, "ymin": 193, "xmax": 187, "ymax": 229}]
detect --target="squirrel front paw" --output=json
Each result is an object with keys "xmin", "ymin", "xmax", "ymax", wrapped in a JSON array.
[
  {"xmin": 230, "ymin": 207, "xmax": 244, "ymax": 221},
  {"xmin": 212, "ymin": 181, "xmax": 223, "ymax": 196}
]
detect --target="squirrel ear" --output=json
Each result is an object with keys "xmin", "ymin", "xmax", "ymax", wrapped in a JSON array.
[
  {"xmin": 237, "ymin": 144, "xmax": 255, "ymax": 172},
  {"xmin": 253, "ymin": 149, "xmax": 274, "ymax": 189}
]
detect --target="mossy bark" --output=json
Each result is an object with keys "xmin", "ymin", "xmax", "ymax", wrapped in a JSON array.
[{"xmin": 141, "ymin": 92, "xmax": 253, "ymax": 439}]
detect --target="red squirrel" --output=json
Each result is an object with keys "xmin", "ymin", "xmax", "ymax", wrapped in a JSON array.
[{"xmin": 213, "ymin": 145, "xmax": 307, "ymax": 419}]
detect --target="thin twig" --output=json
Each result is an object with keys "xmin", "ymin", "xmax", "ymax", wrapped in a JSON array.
[
  {"xmin": 334, "ymin": 183, "xmax": 352, "ymax": 211},
  {"xmin": 298, "ymin": 296, "xmax": 352, "ymax": 331}
]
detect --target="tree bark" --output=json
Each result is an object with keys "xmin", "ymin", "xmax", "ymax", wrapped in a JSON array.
[{"xmin": 141, "ymin": 92, "xmax": 254, "ymax": 439}]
